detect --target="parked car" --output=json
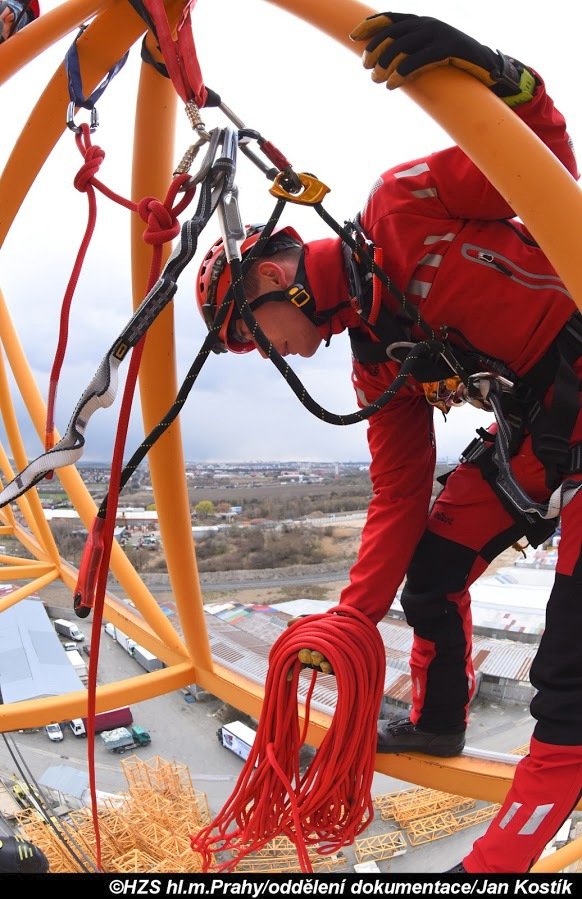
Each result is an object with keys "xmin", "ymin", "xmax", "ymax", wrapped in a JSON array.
[
  {"xmin": 69, "ymin": 719, "xmax": 87, "ymax": 737},
  {"xmin": 45, "ymin": 723, "xmax": 64, "ymax": 742},
  {"xmin": 82, "ymin": 643, "xmax": 91, "ymax": 657}
]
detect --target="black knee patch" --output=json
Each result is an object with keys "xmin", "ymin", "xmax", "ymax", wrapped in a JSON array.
[{"xmin": 405, "ymin": 531, "xmax": 477, "ymax": 596}]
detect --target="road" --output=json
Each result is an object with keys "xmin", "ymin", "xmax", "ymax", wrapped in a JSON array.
[{"xmin": 200, "ymin": 568, "xmax": 349, "ymax": 592}]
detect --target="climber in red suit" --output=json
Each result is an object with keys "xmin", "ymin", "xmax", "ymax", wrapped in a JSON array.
[{"xmin": 196, "ymin": 13, "xmax": 582, "ymax": 873}]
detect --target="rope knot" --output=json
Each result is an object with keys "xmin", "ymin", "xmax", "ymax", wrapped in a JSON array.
[
  {"xmin": 138, "ymin": 196, "xmax": 181, "ymax": 246},
  {"xmin": 74, "ymin": 144, "xmax": 105, "ymax": 192}
]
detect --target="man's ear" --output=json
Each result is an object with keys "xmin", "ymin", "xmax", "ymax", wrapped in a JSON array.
[{"xmin": 256, "ymin": 260, "xmax": 288, "ymax": 288}]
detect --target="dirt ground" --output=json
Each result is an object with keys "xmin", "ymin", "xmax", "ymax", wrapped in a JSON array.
[
  {"xmin": 224, "ymin": 543, "xmax": 523, "ymax": 605},
  {"xmin": 40, "ymin": 517, "xmax": 525, "ymax": 616}
]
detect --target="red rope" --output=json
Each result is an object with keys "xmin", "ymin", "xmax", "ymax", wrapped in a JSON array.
[
  {"xmin": 85, "ymin": 332, "xmax": 146, "ymax": 871},
  {"xmin": 61, "ymin": 161, "xmax": 195, "ymax": 869},
  {"xmin": 45, "ymin": 125, "xmax": 103, "ymax": 456},
  {"xmin": 190, "ymin": 606, "xmax": 385, "ymax": 873}
]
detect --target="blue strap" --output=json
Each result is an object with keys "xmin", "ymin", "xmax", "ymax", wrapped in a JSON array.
[{"xmin": 65, "ymin": 26, "xmax": 129, "ymax": 110}]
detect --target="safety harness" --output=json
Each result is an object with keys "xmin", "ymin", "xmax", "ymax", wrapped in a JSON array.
[{"xmin": 343, "ymin": 227, "xmax": 582, "ymax": 543}]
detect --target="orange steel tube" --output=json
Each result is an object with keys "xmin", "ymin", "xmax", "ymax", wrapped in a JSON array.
[
  {"xmin": 266, "ymin": 0, "xmax": 582, "ymax": 310},
  {"xmin": 0, "ymin": 0, "xmax": 148, "ymax": 246},
  {"xmin": 0, "ymin": 571, "xmax": 60, "ymax": 613},
  {"xmin": 0, "ymin": 662, "xmax": 196, "ymax": 730},
  {"xmin": 0, "ymin": 293, "xmax": 185, "ymax": 656},
  {"xmin": 194, "ymin": 662, "xmax": 582, "ymax": 817},
  {"xmin": 0, "ymin": 341, "xmax": 60, "ymax": 558},
  {"xmin": 532, "ymin": 835, "xmax": 582, "ymax": 873},
  {"xmin": 0, "ymin": 0, "xmax": 108, "ymax": 84},
  {"xmin": 130, "ymin": 58, "xmax": 213, "ymax": 671}
]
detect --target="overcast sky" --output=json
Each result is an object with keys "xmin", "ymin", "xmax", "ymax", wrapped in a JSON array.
[{"xmin": 1, "ymin": 1, "xmax": 581, "ymax": 465}]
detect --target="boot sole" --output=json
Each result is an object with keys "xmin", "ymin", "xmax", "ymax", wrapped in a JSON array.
[{"xmin": 377, "ymin": 744, "xmax": 465, "ymax": 757}]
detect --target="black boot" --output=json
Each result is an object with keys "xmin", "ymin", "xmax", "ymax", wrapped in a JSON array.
[{"xmin": 377, "ymin": 716, "xmax": 465, "ymax": 757}]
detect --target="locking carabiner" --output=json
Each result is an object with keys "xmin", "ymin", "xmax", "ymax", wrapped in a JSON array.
[{"xmin": 66, "ymin": 101, "xmax": 99, "ymax": 134}]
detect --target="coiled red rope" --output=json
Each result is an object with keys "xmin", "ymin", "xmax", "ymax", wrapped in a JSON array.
[{"xmin": 191, "ymin": 605, "xmax": 385, "ymax": 873}]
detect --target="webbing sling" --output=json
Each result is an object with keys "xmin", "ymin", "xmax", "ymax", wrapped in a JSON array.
[{"xmin": 0, "ymin": 141, "xmax": 228, "ymax": 508}]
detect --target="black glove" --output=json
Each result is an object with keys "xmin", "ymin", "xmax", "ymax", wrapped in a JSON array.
[{"xmin": 350, "ymin": 12, "xmax": 525, "ymax": 96}]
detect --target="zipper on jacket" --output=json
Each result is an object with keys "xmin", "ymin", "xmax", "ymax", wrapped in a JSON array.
[
  {"xmin": 477, "ymin": 251, "xmax": 513, "ymax": 276},
  {"xmin": 461, "ymin": 243, "xmax": 572, "ymax": 298}
]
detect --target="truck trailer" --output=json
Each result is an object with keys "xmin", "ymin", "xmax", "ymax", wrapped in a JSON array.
[
  {"xmin": 101, "ymin": 726, "xmax": 151, "ymax": 754},
  {"xmin": 132, "ymin": 644, "xmax": 165, "ymax": 673},
  {"xmin": 64, "ymin": 646, "xmax": 88, "ymax": 686},
  {"xmin": 217, "ymin": 720, "xmax": 256, "ymax": 762},
  {"xmin": 104, "ymin": 623, "xmax": 137, "ymax": 656},
  {"xmin": 83, "ymin": 706, "xmax": 133, "ymax": 734}
]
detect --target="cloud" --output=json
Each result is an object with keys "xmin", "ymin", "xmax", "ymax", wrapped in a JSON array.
[{"xmin": 0, "ymin": 0, "xmax": 578, "ymax": 467}]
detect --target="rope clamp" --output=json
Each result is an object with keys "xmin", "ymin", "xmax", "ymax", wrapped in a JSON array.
[
  {"xmin": 269, "ymin": 172, "xmax": 330, "ymax": 205},
  {"xmin": 465, "ymin": 371, "xmax": 514, "ymax": 409},
  {"xmin": 66, "ymin": 102, "xmax": 98, "ymax": 134}
]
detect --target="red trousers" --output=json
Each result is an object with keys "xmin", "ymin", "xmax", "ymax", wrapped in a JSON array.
[{"xmin": 401, "ymin": 425, "xmax": 582, "ymax": 871}]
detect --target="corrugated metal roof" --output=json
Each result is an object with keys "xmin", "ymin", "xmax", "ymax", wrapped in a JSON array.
[
  {"xmin": 474, "ymin": 640, "xmax": 536, "ymax": 681},
  {"xmin": 0, "ymin": 599, "xmax": 84, "ymax": 703},
  {"xmin": 205, "ymin": 596, "xmax": 540, "ymax": 716},
  {"xmin": 39, "ymin": 765, "xmax": 88, "ymax": 800}
]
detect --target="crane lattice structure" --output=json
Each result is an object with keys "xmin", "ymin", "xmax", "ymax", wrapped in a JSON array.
[{"xmin": 14, "ymin": 756, "xmax": 211, "ymax": 872}]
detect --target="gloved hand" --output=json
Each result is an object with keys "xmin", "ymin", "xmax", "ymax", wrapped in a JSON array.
[
  {"xmin": 298, "ymin": 648, "xmax": 334, "ymax": 676},
  {"xmin": 350, "ymin": 12, "xmax": 526, "ymax": 96},
  {"xmin": 286, "ymin": 616, "xmax": 334, "ymax": 675}
]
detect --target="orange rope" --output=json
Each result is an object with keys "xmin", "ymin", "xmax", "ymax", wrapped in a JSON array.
[{"xmin": 191, "ymin": 605, "xmax": 385, "ymax": 872}]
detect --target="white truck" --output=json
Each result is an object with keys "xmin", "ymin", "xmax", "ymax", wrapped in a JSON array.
[
  {"xmin": 64, "ymin": 646, "xmax": 88, "ymax": 686},
  {"xmin": 217, "ymin": 720, "xmax": 256, "ymax": 762},
  {"xmin": 104, "ymin": 623, "xmax": 136, "ymax": 656},
  {"xmin": 132, "ymin": 644, "xmax": 164, "ymax": 673},
  {"xmin": 54, "ymin": 618, "xmax": 84, "ymax": 641}
]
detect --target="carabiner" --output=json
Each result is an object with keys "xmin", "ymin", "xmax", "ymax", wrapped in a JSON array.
[
  {"xmin": 176, "ymin": 128, "xmax": 220, "ymax": 183},
  {"xmin": 66, "ymin": 101, "xmax": 98, "ymax": 134},
  {"xmin": 269, "ymin": 172, "xmax": 330, "ymax": 205}
]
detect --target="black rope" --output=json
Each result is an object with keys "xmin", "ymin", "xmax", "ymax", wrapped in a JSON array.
[
  {"xmin": 314, "ymin": 203, "xmax": 436, "ymax": 340},
  {"xmin": 95, "ymin": 200, "xmax": 289, "ymax": 517}
]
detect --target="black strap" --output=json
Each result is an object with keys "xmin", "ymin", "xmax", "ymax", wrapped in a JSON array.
[
  {"xmin": 517, "ymin": 312, "xmax": 582, "ymax": 489},
  {"xmin": 462, "ymin": 441, "xmax": 559, "ymax": 547}
]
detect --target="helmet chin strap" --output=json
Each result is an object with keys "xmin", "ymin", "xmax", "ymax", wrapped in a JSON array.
[{"xmin": 234, "ymin": 251, "xmax": 350, "ymax": 340}]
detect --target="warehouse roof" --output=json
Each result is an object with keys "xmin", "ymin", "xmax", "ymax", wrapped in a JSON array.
[{"xmin": 0, "ymin": 599, "xmax": 84, "ymax": 703}]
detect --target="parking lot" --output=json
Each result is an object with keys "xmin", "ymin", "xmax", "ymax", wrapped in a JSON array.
[{"xmin": 0, "ymin": 612, "xmax": 538, "ymax": 874}]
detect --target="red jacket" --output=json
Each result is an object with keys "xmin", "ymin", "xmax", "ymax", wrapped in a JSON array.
[{"xmin": 302, "ymin": 78, "xmax": 579, "ymax": 623}]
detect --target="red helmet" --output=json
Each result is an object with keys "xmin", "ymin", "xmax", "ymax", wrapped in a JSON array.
[{"xmin": 196, "ymin": 224, "xmax": 303, "ymax": 353}]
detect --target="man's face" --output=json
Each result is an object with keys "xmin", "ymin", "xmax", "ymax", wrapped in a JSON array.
[
  {"xmin": 231, "ymin": 255, "xmax": 323, "ymax": 358},
  {"xmin": 232, "ymin": 301, "xmax": 322, "ymax": 358}
]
